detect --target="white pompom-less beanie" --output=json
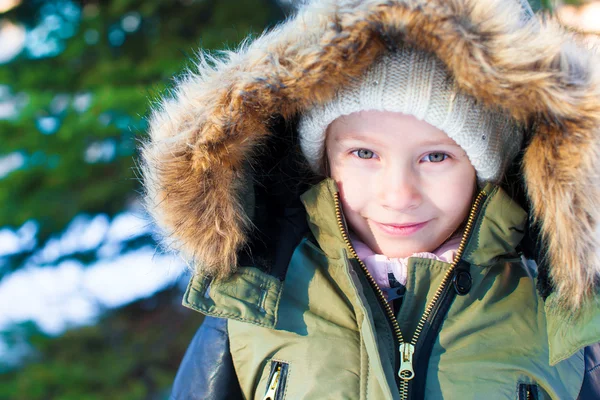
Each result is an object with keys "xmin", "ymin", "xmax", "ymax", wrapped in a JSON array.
[{"xmin": 298, "ymin": 46, "xmax": 522, "ymax": 183}]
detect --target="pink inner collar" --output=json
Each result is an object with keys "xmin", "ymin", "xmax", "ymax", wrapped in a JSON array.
[{"xmin": 350, "ymin": 233, "xmax": 462, "ymax": 289}]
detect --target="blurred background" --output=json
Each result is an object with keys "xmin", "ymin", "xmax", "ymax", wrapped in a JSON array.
[{"xmin": 0, "ymin": 0, "xmax": 597, "ymax": 399}]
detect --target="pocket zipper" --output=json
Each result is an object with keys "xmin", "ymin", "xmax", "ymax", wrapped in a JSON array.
[
  {"xmin": 518, "ymin": 383, "xmax": 539, "ymax": 400},
  {"xmin": 263, "ymin": 361, "xmax": 288, "ymax": 400}
]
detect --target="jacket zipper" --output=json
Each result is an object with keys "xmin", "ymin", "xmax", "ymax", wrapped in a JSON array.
[
  {"xmin": 333, "ymin": 189, "xmax": 487, "ymax": 400},
  {"xmin": 409, "ymin": 259, "xmax": 470, "ymax": 398}
]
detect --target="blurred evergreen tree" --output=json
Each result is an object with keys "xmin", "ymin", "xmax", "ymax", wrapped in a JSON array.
[
  {"xmin": 0, "ymin": 0, "xmax": 289, "ymax": 276},
  {"xmin": 0, "ymin": 286, "xmax": 204, "ymax": 399}
]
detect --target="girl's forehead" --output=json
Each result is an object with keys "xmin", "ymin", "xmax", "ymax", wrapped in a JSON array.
[{"xmin": 327, "ymin": 111, "xmax": 459, "ymax": 146}]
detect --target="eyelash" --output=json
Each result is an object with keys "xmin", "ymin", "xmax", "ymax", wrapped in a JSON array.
[
  {"xmin": 350, "ymin": 149, "xmax": 377, "ymax": 159},
  {"xmin": 421, "ymin": 152, "xmax": 450, "ymax": 163}
]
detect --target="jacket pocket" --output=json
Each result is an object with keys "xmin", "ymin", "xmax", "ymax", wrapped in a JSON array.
[
  {"xmin": 518, "ymin": 383, "xmax": 539, "ymax": 400},
  {"xmin": 262, "ymin": 360, "xmax": 289, "ymax": 400}
]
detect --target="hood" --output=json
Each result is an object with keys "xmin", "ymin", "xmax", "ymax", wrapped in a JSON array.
[{"xmin": 142, "ymin": 0, "xmax": 600, "ymax": 311}]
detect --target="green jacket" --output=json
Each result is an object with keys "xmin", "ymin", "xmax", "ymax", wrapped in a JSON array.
[{"xmin": 140, "ymin": 0, "xmax": 600, "ymax": 398}]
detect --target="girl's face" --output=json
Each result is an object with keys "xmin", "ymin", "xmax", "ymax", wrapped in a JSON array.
[{"xmin": 326, "ymin": 110, "xmax": 476, "ymax": 258}]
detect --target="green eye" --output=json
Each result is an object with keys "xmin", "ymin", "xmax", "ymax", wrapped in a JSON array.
[
  {"xmin": 355, "ymin": 149, "xmax": 375, "ymax": 159},
  {"xmin": 426, "ymin": 152, "xmax": 448, "ymax": 162}
]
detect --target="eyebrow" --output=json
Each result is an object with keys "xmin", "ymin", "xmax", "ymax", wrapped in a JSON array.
[{"xmin": 333, "ymin": 134, "xmax": 385, "ymax": 146}]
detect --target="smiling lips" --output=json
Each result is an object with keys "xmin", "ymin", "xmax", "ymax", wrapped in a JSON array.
[{"xmin": 372, "ymin": 220, "xmax": 429, "ymax": 236}]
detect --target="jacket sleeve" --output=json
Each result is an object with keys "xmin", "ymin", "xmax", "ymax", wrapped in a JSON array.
[
  {"xmin": 578, "ymin": 343, "xmax": 600, "ymax": 399},
  {"xmin": 170, "ymin": 316, "xmax": 243, "ymax": 400}
]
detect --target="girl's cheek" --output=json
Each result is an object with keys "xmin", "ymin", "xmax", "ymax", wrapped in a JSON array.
[
  {"xmin": 337, "ymin": 173, "xmax": 371, "ymax": 211},
  {"xmin": 337, "ymin": 160, "xmax": 378, "ymax": 183},
  {"xmin": 331, "ymin": 159, "xmax": 376, "ymax": 196}
]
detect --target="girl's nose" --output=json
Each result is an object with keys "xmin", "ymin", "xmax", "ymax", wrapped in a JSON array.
[{"xmin": 378, "ymin": 165, "xmax": 422, "ymax": 211}]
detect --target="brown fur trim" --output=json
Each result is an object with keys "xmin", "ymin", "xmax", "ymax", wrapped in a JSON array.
[{"xmin": 142, "ymin": 0, "xmax": 600, "ymax": 310}]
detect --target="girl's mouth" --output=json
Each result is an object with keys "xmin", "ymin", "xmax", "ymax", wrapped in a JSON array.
[{"xmin": 371, "ymin": 220, "xmax": 429, "ymax": 236}]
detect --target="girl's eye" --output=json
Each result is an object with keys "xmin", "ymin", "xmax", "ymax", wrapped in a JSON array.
[
  {"xmin": 423, "ymin": 152, "xmax": 449, "ymax": 163},
  {"xmin": 352, "ymin": 149, "xmax": 376, "ymax": 159}
]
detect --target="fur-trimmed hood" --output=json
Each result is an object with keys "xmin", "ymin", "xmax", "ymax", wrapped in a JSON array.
[{"xmin": 142, "ymin": 0, "xmax": 600, "ymax": 311}]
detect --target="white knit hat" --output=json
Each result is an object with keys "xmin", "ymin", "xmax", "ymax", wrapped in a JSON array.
[{"xmin": 298, "ymin": 46, "xmax": 522, "ymax": 183}]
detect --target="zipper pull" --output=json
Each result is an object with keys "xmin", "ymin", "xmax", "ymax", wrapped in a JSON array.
[
  {"xmin": 398, "ymin": 343, "xmax": 415, "ymax": 381},
  {"xmin": 263, "ymin": 365, "xmax": 281, "ymax": 400}
]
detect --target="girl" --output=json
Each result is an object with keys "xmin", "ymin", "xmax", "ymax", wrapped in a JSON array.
[{"xmin": 142, "ymin": 0, "xmax": 600, "ymax": 398}]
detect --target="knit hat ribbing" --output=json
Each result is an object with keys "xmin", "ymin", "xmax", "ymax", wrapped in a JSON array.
[{"xmin": 298, "ymin": 46, "xmax": 522, "ymax": 183}]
